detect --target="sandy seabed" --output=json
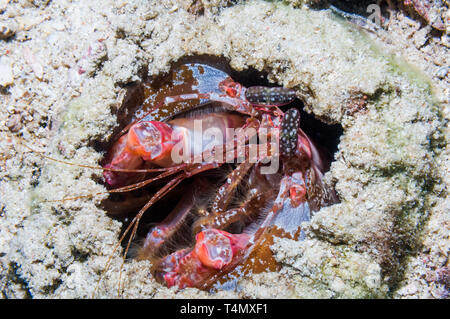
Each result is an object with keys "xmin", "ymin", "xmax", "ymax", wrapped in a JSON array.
[{"xmin": 0, "ymin": 0, "xmax": 448, "ymax": 298}]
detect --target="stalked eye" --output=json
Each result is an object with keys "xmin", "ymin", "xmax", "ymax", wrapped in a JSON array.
[{"xmin": 280, "ymin": 108, "xmax": 300, "ymax": 157}]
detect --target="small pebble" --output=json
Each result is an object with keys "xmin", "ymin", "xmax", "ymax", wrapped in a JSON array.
[
  {"xmin": 5, "ymin": 114, "xmax": 22, "ymax": 133},
  {"xmin": 30, "ymin": 0, "xmax": 51, "ymax": 8},
  {"xmin": 15, "ymin": 15, "xmax": 46, "ymax": 31},
  {"xmin": 436, "ymin": 66, "xmax": 448, "ymax": 79}
]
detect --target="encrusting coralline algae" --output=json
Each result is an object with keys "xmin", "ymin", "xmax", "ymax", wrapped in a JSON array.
[{"xmin": 0, "ymin": 0, "xmax": 448, "ymax": 298}]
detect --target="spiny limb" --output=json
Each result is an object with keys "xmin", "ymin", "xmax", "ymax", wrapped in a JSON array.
[{"xmin": 45, "ymin": 164, "xmax": 188, "ymax": 203}]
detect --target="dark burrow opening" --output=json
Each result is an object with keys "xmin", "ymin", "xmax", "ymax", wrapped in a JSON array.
[{"xmin": 98, "ymin": 56, "xmax": 343, "ymax": 289}]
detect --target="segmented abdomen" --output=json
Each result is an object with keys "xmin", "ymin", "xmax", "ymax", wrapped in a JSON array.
[{"xmin": 245, "ymin": 86, "xmax": 296, "ymax": 106}]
